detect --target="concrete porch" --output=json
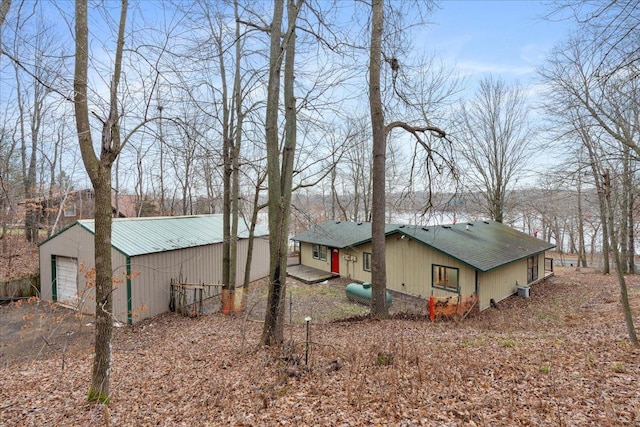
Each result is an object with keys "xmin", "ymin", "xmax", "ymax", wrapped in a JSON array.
[{"xmin": 287, "ymin": 264, "xmax": 335, "ymax": 283}]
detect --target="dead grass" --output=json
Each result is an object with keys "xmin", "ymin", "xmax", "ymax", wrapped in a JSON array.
[{"xmin": 1, "ymin": 266, "xmax": 639, "ymax": 426}]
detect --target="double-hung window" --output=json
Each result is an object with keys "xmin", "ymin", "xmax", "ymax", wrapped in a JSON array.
[
  {"xmin": 312, "ymin": 244, "xmax": 327, "ymax": 261},
  {"xmin": 64, "ymin": 203, "xmax": 77, "ymax": 217},
  {"xmin": 363, "ymin": 252, "xmax": 372, "ymax": 272}
]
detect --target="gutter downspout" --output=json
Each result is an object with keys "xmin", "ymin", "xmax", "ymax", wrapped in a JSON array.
[
  {"xmin": 126, "ymin": 255, "xmax": 132, "ymax": 325},
  {"xmin": 51, "ymin": 255, "xmax": 57, "ymax": 301}
]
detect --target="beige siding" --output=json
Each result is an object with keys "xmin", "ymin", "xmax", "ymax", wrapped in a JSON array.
[
  {"xmin": 477, "ymin": 258, "xmax": 527, "ymax": 310},
  {"xmin": 111, "ymin": 250, "xmax": 128, "ymax": 322},
  {"xmin": 126, "ymin": 244, "xmax": 221, "ymax": 323},
  {"xmin": 39, "ymin": 224, "xmax": 98, "ymax": 317},
  {"xmin": 344, "ymin": 243, "xmax": 371, "ymax": 283},
  {"xmin": 299, "ymin": 242, "xmax": 371, "ymax": 281},
  {"xmin": 238, "ymin": 237, "xmax": 270, "ymax": 283},
  {"xmin": 300, "ymin": 242, "xmax": 331, "ymax": 272},
  {"xmin": 384, "ymin": 234, "xmax": 476, "ymax": 299},
  {"xmin": 297, "ymin": 235, "xmax": 548, "ymax": 312},
  {"xmin": 40, "ymin": 226, "xmax": 271, "ymax": 324},
  {"xmin": 126, "ymin": 237, "xmax": 270, "ymax": 323},
  {"xmin": 536, "ymin": 253, "xmax": 546, "ymax": 283}
]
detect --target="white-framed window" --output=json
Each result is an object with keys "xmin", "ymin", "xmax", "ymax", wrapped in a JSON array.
[
  {"xmin": 312, "ymin": 244, "xmax": 327, "ymax": 261},
  {"xmin": 432, "ymin": 264, "xmax": 459, "ymax": 293},
  {"xmin": 363, "ymin": 252, "xmax": 372, "ymax": 272},
  {"xmin": 64, "ymin": 203, "xmax": 77, "ymax": 217}
]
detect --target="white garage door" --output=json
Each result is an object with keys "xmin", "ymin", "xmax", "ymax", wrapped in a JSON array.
[{"xmin": 56, "ymin": 256, "xmax": 78, "ymax": 306}]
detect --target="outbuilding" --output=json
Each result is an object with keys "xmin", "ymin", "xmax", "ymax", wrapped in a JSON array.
[
  {"xmin": 39, "ymin": 215, "xmax": 269, "ymax": 324},
  {"xmin": 292, "ymin": 220, "xmax": 555, "ymax": 312}
]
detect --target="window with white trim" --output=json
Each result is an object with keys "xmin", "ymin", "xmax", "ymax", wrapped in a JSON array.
[
  {"xmin": 312, "ymin": 244, "xmax": 327, "ymax": 261},
  {"xmin": 363, "ymin": 252, "xmax": 372, "ymax": 272},
  {"xmin": 64, "ymin": 203, "xmax": 77, "ymax": 217}
]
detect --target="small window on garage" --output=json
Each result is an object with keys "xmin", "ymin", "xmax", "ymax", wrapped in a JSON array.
[
  {"xmin": 312, "ymin": 244, "xmax": 327, "ymax": 261},
  {"xmin": 432, "ymin": 264, "xmax": 459, "ymax": 293},
  {"xmin": 363, "ymin": 252, "xmax": 372, "ymax": 272}
]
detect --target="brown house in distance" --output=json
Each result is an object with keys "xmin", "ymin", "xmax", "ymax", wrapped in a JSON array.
[{"xmin": 28, "ymin": 189, "xmax": 155, "ymax": 235}]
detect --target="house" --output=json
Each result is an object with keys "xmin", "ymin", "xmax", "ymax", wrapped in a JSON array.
[
  {"xmin": 39, "ymin": 215, "xmax": 269, "ymax": 324},
  {"xmin": 25, "ymin": 189, "xmax": 156, "ymax": 237},
  {"xmin": 21, "ymin": 189, "xmax": 96, "ymax": 233},
  {"xmin": 292, "ymin": 220, "xmax": 555, "ymax": 312}
]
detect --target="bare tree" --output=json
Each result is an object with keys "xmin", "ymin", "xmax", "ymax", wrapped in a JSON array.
[
  {"xmin": 456, "ymin": 75, "xmax": 532, "ymax": 223},
  {"xmin": 74, "ymin": 0, "xmax": 128, "ymax": 402},
  {"xmin": 0, "ymin": 114, "xmax": 19, "ymax": 252},
  {"xmin": 261, "ymin": 0, "xmax": 301, "ymax": 346},
  {"xmin": 602, "ymin": 169, "xmax": 638, "ymax": 347},
  {"xmin": 549, "ymin": 1, "xmax": 640, "ymax": 78},
  {"xmin": 2, "ymin": 1, "xmax": 67, "ymax": 242},
  {"xmin": 0, "ymin": 0, "xmax": 10, "ymax": 30},
  {"xmin": 539, "ymin": 28, "xmax": 638, "ymax": 346},
  {"xmin": 368, "ymin": 0, "xmax": 448, "ymax": 318}
]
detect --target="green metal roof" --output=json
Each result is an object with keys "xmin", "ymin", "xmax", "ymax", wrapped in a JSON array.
[
  {"xmin": 292, "ymin": 220, "xmax": 398, "ymax": 249},
  {"xmin": 293, "ymin": 219, "xmax": 555, "ymax": 272},
  {"xmin": 73, "ymin": 215, "xmax": 268, "ymax": 257},
  {"xmin": 394, "ymin": 221, "xmax": 555, "ymax": 272}
]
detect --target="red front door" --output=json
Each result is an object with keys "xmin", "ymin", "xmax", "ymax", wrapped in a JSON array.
[{"xmin": 331, "ymin": 248, "xmax": 340, "ymax": 275}]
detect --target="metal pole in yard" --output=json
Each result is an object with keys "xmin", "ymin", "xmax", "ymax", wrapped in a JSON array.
[
  {"xmin": 305, "ymin": 316, "xmax": 311, "ymax": 366},
  {"xmin": 289, "ymin": 290, "xmax": 293, "ymax": 324}
]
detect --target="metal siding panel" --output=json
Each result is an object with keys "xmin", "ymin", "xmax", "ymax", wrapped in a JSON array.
[
  {"xmin": 39, "ymin": 224, "xmax": 95, "ymax": 316},
  {"xmin": 242, "ymin": 238, "xmax": 270, "ymax": 283},
  {"xmin": 39, "ymin": 247, "xmax": 53, "ymax": 301},
  {"xmin": 129, "ymin": 252, "xmax": 171, "ymax": 322},
  {"xmin": 478, "ymin": 259, "xmax": 528, "ymax": 310},
  {"xmin": 76, "ymin": 228, "xmax": 96, "ymax": 317},
  {"xmin": 127, "ymin": 243, "xmax": 225, "ymax": 323},
  {"xmin": 300, "ymin": 242, "xmax": 331, "ymax": 272},
  {"xmin": 111, "ymin": 250, "xmax": 128, "ymax": 323},
  {"xmin": 40, "ymin": 220, "xmax": 268, "ymax": 323},
  {"xmin": 348, "ymin": 243, "xmax": 372, "ymax": 284}
]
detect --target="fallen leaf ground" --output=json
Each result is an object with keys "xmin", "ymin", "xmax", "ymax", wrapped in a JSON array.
[
  {"xmin": 0, "ymin": 235, "xmax": 38, "ymax": 282},
  {"xmin": 1, "ymin": 266, "xmax": 639, "ymax": 426}
]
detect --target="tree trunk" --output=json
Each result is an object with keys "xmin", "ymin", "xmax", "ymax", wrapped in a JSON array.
[
  {"xmin": 262, "ymin": 0, "xmax": 288, "ymax": 346},
  {"xmin": 0, "ymin": 0, "xmax": 11, "ymax": 30},
  {"xmin": 624, "ymin": 148, "xmax": 635, "ymax": 274},
  {"xmin": 243, "ymin": 172, "xmax": 266, "ymax": 289},
  {"xmin": 627, "ymin": 184, "xmax": 635, "ymax": 274},
  {"xmin": 221, "ymin": 40, "xmax": 232, "ymax": 311},
  {"xmin": 603, "ymin": 170, "xmax": 638, "ymax": 347},
  {"xmin": 89, "ymin": 169, "xmax": 114, "ymax": 401},
  {"xmin": 582, "ymin": 136, "xmax": 610, "ymax": 273},
  {"xmin": 74, "ymin": 0, "xmax": 128, "ymax": 402},
  {"xmin": 369, "ymin": 0, "xmax": 388, "ymax": 319},
  {"xmin": 577, "ymin": 174, "xmax": 587, "ymax": 267},
  {"xmin": 619, "ymin": 162, "xmax": 629, "ymax": 274}
]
